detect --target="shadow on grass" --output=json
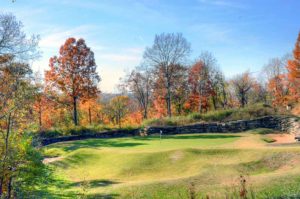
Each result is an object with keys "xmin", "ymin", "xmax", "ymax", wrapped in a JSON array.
[
  {"xmin": 86, "ymin": 193, "xmax": 119, "ymax": 199},
  {"xmin": 51, "ymin": 153, "xmax": 99, "ymax": 169},
  {"xmin": 54, "ymin": 138, "xmax": 147, "ymax": 152},
  {"xmin": 30, "ymin": 189, "xmax": 119, "ymax": 199},
  {"xmin": 70, "ymin": 179, "xmax": 120, "ymax": 188},
  {"xmin": 30, "ymin": 178, "xmax": 120, "ymax": 198},
  {"xmin": 134, "ymin": 134, "xmax": 241, "ymax": 140}
]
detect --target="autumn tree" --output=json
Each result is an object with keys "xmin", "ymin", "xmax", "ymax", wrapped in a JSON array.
[
  {"xmin": 124, "ymin": 65, "xmax": 152, "ymax": 119},
  {"xmin": 286, "ymin": 32, "xmax": 300, "ymax": 102},
  {"xmin": 144, "ymin": 33, "xmax": 191, "ymax": 117},
  {"xmin": 211, "ymin": 70, "xmax": 227, "ymax": 109},
  {"xmin": 0, "ymin": 58, "xmax": 36, "ymax": 198},
  {"xmin": 172, "ymin": 65, "xmax": 189, "ymax": 115},
  {"xmin": 79, "ymin": 98, "xmax": 102, "ymax": 126},
  {"xmin": 104, "ymin": 95, "xmax": 130, "ymax": 128},
  {"xmin": 231, "ymin": 71, "xmax": 255, "ymax": 107},
  {"xmin": 0, "ymin": 13, "xmax": 44, "ymax": 198},
  {"xmin": 263, "ymin": 56, "xmax": 290, "ymax": 106},
  {"xmin": 45, "ymin": 38, "xmax": 100, "ymax": 126},
  {"xmin": 187, "ymin": 60, "xmax": 214, "ymax": 113}
]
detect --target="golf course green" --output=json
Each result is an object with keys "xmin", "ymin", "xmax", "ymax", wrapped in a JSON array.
[{"xmin": 42, "ymin": 130, "xmax": 300, "ymax": 198}]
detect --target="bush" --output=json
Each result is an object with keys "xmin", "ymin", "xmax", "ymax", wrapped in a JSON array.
[
  {"xmin": 262, "ymin": 137, "xmax": 276, "ymax": 143},
  {"xmin": 37, "ymin": 124, "xmax": 139, "ymax": 139},
  {"xmin": 39, "ymin": 129, "xmax": 64, "ymax": 138},
  {"xmin": 255, "ymin": 128, "xmax": 275, "ymax": 135}
]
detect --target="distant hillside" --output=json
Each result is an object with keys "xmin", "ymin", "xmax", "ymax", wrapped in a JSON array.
[{"xmin": 100, "ymin": 92, "xmax": 134, "ymax": 103}]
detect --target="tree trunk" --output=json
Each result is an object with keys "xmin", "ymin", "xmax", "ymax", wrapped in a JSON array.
[
  {"xmin": 118, "ymin": 112, "xmax": 121, "ymax": 128},
  {"xmin": 222, "ymin": 85, "xmax": 227, "ymax": 108},
  {"xmin": 39, "ymin": 106, "xmax": 42, "ymax": 130},
  {"xmin": 241, "ymin": 93, "xmax": 246, "ymax": 107},
  {"xmin": 6, "ymin": 176, "xmax": 12, "ymax": 199},
  {"xmin": 199, "ymin": 96, "xmax": 202, "ymax": 113},
  {"xmin": 1, "ymin": 113, "xmax": 11, "ymax": 198},
  {"xmin": 212, "ymin": 96, "xmax": 217, "ymax": 110},
  {"xmin": 88, "ymin": 107, "xmax": 92, "ymax": 125},
  {"xmin": 143, "ymin": 108, "xmax": 148, "ymax": 119},
  {"xmin": 0, "ymin": 178, "xmax": 3, "ymax": 197},
  {"xmin": 166, "ymin": 87, "xmax": 172, "ymax": 117},
  {"xmin": 73, "ymin": 96, "xmax": 78, "ymax": 126}
]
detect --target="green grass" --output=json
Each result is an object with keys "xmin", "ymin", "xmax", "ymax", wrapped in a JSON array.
[{"xmin": 40, "ymin": 130, "xmax": 300, "ymax": 198}]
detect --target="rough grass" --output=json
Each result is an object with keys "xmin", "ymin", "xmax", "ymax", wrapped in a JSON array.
[
  {"xmin": 40, "ymin": 130, "xmax": 300, "ymax": 198},
  {"xmin": 143, "ymin": 104, "xmax": 278, "ymax": 126}
]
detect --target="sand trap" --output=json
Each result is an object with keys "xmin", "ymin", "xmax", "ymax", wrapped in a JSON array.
[
  {"xmin": 267, "ymin": 133, "xmax": 296, "ymax": 144},
  {"xmin": 43, "ymin": 156, "xmax": 63, "ymax": 164}
]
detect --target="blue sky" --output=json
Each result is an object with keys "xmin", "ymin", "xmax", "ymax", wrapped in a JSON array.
[{"xmin": 1, "ymin": 0, "xmax": 299, "ymax": 92}]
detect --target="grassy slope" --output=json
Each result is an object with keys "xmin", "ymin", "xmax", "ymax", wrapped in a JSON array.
[{"xmin": 42, "ymin": 130, "xmax": 300, "ymax": 198}]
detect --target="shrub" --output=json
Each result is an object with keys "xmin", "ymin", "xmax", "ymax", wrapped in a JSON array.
[
  {"xmin": 37, "ymin": 124, "xmax": 139, "ymax": 139},
  {"xmin": 262, "ymin": 137, "xmax": 276, "ymax": 143},
  {"xmin": 255, "ymin": 128, "xmax": 275, "ymax": 135},
  {"xmin": 39, "ymin": 129, "xmax": 64, "ymax": 138}
]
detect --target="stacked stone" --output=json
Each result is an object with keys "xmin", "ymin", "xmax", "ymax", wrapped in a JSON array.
[{"xmin": 145, "ymin": 116, "xmax": 293, "ymax": 135}]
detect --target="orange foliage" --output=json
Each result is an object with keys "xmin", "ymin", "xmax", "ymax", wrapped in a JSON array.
[
  {"xmin": 44, "ymin": 37, "xmax": 100, "ymax": 125},
  {"xmin": 268, "ymin": 74, "xmax": 289, "ymax": 106},
  {"xmin": 125, "ymin": 111, "xmax": 143, "ymax": 125},
  {"xmin": 79, "ymin": 98, "xmax": 102, "ymax": 126},
  {"xmin": 152, "ymin": 90, "xmax": 167, "ymax": 118},
  {"xmin": 186, "ymin": 61, "xmax": 213, "ymax": 112},
  {"xmin": 286, "ymin": 32, "xmax": 300, "ymax": 102}
]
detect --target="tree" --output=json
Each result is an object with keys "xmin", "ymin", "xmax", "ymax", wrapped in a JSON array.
[
  {"xmin": 0, "ymin": 57, "xmax": 38, "ymax": 198},
  {"xmin": 287, "ymin": 32, "xmax": 300, "ymax": 102},
  {"xmin": 104, "ymin": 95, "xmax": 130, "ymax": 128},
  {"xmin": 231, "ymin": 71, "xmax": 255, "ymax": 107},
  {"xmin": 0, "ymin": 14, "xmax": 39, "ymax": 60},
  {"xmin": 143, "ymin": 33, "xmax": 191, "ymax": 117},
  {"xmin": 45, "ymin": 38, "xmax": 100, "ymax": 126},
  {"xmin": 125, "ymin": 66, "xmax": 152, "ymax": 119},
  {"xmin": 188, "ymin": 61, "xmax": 213, "ymax": 113},
  {"xmin": 79, "ymin": 98, "xmax": 102, "ymax": 126},
  {"xmin": 263, "ymin": 56, "xmax": 290, "ymax": 106},
  {"xmin": 0, "ymin": 13, "xmax": 42, "ymax": 198},
  {"xmin": 172, "ymin": 66, "xmax": 189, "ymax": 115}
]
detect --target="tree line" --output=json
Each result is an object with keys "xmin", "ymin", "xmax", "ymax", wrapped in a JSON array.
[{"xmin": 29, "ymin": 31, "xmax": 300, "ymax": 130}]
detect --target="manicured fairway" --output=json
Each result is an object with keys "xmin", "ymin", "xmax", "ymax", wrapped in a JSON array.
[{"xmin": 42, "ymin": 130, "xmax": 300, "ymax": 198}]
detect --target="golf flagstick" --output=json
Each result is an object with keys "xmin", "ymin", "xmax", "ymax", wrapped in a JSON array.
[{"xmin": 160, "ymin": 130, "xmax": 162, "ymax": 144}]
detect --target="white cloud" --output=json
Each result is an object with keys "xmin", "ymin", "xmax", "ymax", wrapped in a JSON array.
[{"xmin": 39, "ymin": 25, "xmax": 103, "ymax": 49}]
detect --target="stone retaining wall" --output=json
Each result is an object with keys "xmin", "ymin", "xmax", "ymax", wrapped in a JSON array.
[
  {"xmin": 41, "ymin": 129, "xmax": 140, "ymax": 146},
  {"xmin": 41, "ymin": 116, "xmax": 297, "ymax": 146},
  {"xmin": 144, "ymin": 116, "xmax": 295, "ymax": 135}
]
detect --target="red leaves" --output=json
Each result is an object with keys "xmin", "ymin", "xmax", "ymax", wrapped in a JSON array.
[
  {"xmin": 187, "ymin": 61, "xmax": 214, "ymax": 112},
  {"xmin": 44, "ymin": 37, "xmax": 100, "ymax": 125}
]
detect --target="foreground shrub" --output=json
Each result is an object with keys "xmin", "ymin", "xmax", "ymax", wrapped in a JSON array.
[{"xmin": 0, "ymin": 133, "xmax": 51, "ymax": 198}]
